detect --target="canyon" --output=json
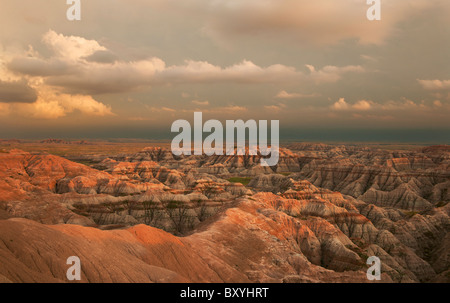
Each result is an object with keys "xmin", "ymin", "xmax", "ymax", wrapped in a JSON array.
[{"xmin": 0, "ymin": 142, "xmax": 449, "ymax": 283}]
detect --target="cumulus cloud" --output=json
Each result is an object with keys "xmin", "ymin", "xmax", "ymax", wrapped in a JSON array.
[
  {"xmin": 306, "ymin": 65, "xmax": 364, "ymax": 84},
  {"xmin": 331, "ymin": 98, "xmax": 350, "ymax": 110},
  {"xmin": 42, "ymin": 30, "xmax": 106, "ymax": 61},
  {"xmin": 0, "ymin": 86, "xmax": 114, "ymax": 119},
  {"xmin": 331, "ymin": 97, "xmax": 447, "ymax": 113},
  {"xmin": 160, "ymin": 61, "xmax": 362, "ymax": 85},
  {"xmin": 16, "ymin": 98, "xmax": 67, "ymax": 119},
  {"xmin": 433, "ymin": 100, "xmax": 443, "ymax": 107},
  {"xmin": 160, "ymin": 60, "xmax": 300, "ymax": 84},
  {"xmin": 61, "ymin": 95, "xmax": 115, "ymax": 117},
  {"xmin": 417, "ymin": 79, "xmax": 450, "ymax": 90},
  {"xmin": 275, "ymin": 90, "xmax": 320, "ymax": 99},
  {"xmin": 6, "ymin": 30, "xmax": 364, "ymax": 95},
  {"xmin": 352, "ymin": 100, "xmax": 373, "ymax": 111},
  {"xmin": 192, "ymin": 100, "xmax": 209, "ymax": 106}
]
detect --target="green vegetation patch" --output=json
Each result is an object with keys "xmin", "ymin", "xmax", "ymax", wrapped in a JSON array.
[
  {"xmin": 278, "ymin": 172, "xmax": 293, "ymax": 176},
  {"xmin": 404, "ymin": 211, "xmax": 419, "ymax": 218},
  {"xmin": 227, "ymin": 177, "xmax": 252, "ymax": 186}
]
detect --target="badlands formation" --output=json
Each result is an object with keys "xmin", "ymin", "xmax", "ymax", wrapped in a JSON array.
[{"xmin": 0, "ymin": 143, "xmax": 449, "ymax": 283}]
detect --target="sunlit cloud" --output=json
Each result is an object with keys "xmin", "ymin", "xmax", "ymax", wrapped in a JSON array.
[
  {"xmin": 0, "ymin": 1, "xmax": 448, "ymax": 138},
  {"xmin": 331, "ymin": 97, "xmax": 448, "ymax": 113},
  {"xmin": 5, "ymin": 30, "xmax": 365, "ymax": 96},
  {"xmin": 147, "ymin": 106, "xmax": 176, "ymax": 113},
  {"xmin": 198, "ymin": 105, "xmax": 248, "ymax": 114},
  {"xmin": 352, "ymin": 100, "xmax": 373, "ymax": 111},
  {"xmin": 331, "ymin": 98, "xmax": 350, "ymax": 111},
  {"xmin": 191, "ymin": 100, "xmax": 209, "ymax": 106},
  {"xmin": 264, "ymin": 103, "xmax": 286, "ymax": 112},
  {"xmin": 0, "ymin": 85, "xmax": 115, "ymax": 119},
  {"xmin": 306, "ymin": 64, "xmax": 364, "ymax": 84},
  {"xmin": 418, "ymin": 79, "xmax": 450, "ymax": 90},
  {"xmin": 275, "ymin": 90, "xmax": 320, "ymax": 99}
]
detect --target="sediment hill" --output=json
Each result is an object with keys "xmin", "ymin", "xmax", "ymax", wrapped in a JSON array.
[{"xmin": 0, "ymin": 144, "xmax": 449, "ymax": 283}]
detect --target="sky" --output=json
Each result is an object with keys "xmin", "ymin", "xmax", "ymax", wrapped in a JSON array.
[{"xmin": 0, "ymin": 0, "xmax": 449, "ymax": 142}]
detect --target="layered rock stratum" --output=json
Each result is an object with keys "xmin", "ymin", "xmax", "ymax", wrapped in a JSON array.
[{"xmin": 0, "ymin": 143, "xmax": 449, "ymax": 283}]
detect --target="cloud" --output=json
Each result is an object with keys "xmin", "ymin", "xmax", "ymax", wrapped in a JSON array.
[
  {"xmin": 147, "ymin": 106, "xmax": 176, "ymax": 113},
  {"xmin": 160, "ymin": 61, "xmax": 362, "ymax": 85},
  {"xmin": 0, "ymin": 79, "xmax": 37, "ymax": 103},
  {"xmin": 7, "ymin": 57, "xmax": 73, "ymax": 77},
  {"xmin": 264, "ymin": 103, "xmax": 286, "ymax": 112},
  {"xmin": 6, "ymin": 30, "xmax": 365, "ymax": 95},
  {"xmin": 216, "ymin": 105, "xmax": 247, "ymax": 113},
  {"xmin": 7, "ymin": 30, "xmax": 165, "ymax": 94},
  {"xmin": 306, "ymin": 64, "xmax": 364, "ymax": 83},
  {"xmin": 360, "ymin": 55, "xmax": 377, "ymax": 62},
  {"xmin": 331, "ymin": 97, "xmax": 448, "ymax": 113},
  {"xmin": 417, "ymin": 79, "xmax": 450, "ymax": 90},
  {"xmin": 380, "ymin": 99, "xmax": 420, "ymax": 111},
  {"xmin": 191, "ymin": 100, "xmax": 209, "ymax": 106},
  {"xmin": 84, "ymin": 50, "xmax": 119, "ymax": 64},
  {"xmin": 352, "ymin": 100, "xmax": 373, "ymax": 111},
  {"xmin": 42, "ymin": 30, "xmax": 106, "ymax": 61},
  {"xmin": 61, "ymin": 95, "xmax": 115, "ymax": 117},
  {"xmin": 197, "ymin": 105, "xmax": 247, "ymax": 114},
  {"xmin": 0, "ymin": 86, "xmax": 115, "ymax": 119},
  {"xmin": 151, "ymin": 104, "xmax": 248, "ymax": 116},
  {"xmin": 433, "ymin": 100, "xmax": 443, "ymax": 107},
  {"xmin": 331, "ymin": 98, "xmax": 349, "ymax": 110},
  {"xmin": 176, "ymin": 0, "xmax": 447, "ymax": 45},
  {"xmin": 325, "ymin": 97, "xmax": 450, "ymax": 125},
  {"xmin": 275, "ymin": 90, "xmax": 319, "ymax": 99},
  {"xmin": 17, "ymin": 99, "xmax": 67, "ymax": 119},
  {"xmin": 160, "ymin": 59, "xmax": 297, "ymax": 84}
]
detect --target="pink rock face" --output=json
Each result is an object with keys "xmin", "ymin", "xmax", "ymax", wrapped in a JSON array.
[{"xmin": 0, "ymin": 144, "xmax": 449, "ymax": 283}]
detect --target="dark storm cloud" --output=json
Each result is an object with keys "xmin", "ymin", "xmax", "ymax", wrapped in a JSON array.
[
  {"xmin": 0, "ymin": 80, "xmax": 37, "ymax": 103},
  {"xmin": 7, "ymin": 57, "xmax": 73, "ymax": 77}
]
